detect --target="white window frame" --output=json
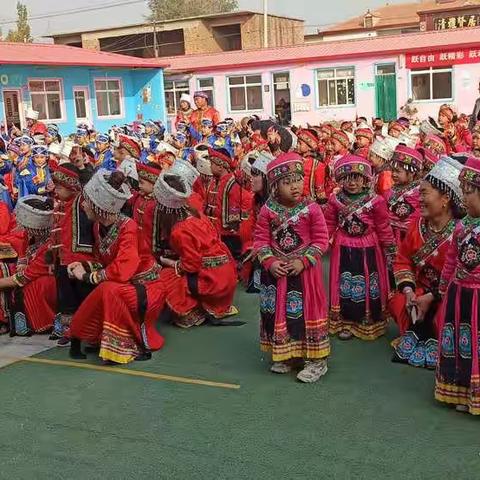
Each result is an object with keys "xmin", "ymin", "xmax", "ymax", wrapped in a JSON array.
[
  {"xmin": 94, "ymin": 77, "xmax": 124, "ymax": 119},
  {"xmin": 227, "ymin": 74, "xmax": 263, "ymax": 113},
  {"xmin": 196, "ymin": 77, "xmax": 215, "ymax": 106},
  {"xmin": 315, "ymin": 66, "xmax": 356, "ymax": 108},
  {"xmin": 409, "ymin": 66, "xmax": 453, "ymax": 103},
  {"xmin": 27, "ymin": 77, "xmax": 66, "ymax": 122},
  {"xmin": 164, "ymin": 78, "xmax": 190, "ymax": 116},
  {"xmin": 72, "ymin": 86, "xmax": 92, "ymax": 123}
]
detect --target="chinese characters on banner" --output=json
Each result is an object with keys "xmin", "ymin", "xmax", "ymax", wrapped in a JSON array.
[
  {"xmin": 406, "ymin": 47, "xmax": 480, "ymax": 69},
  {"xmin": 434, "ymin": 14, "xmax": 480, "ymax": 30}
]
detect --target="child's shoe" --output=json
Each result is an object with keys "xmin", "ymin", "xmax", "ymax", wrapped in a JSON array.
[
  {"xmin": 270, "ymin": 362, "xmax": 292, "ymax": 374},
  {"xmin": 297, "ymin": 360, "xmax": 328, "ymax": 383}
]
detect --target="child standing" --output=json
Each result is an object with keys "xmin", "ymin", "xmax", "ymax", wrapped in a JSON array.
[
  {"xmin": 325, "ymin": 154, "xmax": 396, "ymax": 341},
  {"xmin": 383, "ymin": 145, "xmax": 422, "ymax": 244},
  {"xmin": 254, "ymin": 152, "xmax": 330, "ymax": 383},
  {"xmin": 435, "ymin": 156, "xmax": 480, "ymax": 415}
]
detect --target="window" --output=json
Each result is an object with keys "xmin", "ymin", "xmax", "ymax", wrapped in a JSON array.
[
  {"xmin": 164, "ymin": 79, "xmax": 190, "ymax": 115},
  {"xmin": 197, "ymin": 78, "xmax": 215, "ymax": 106},
  {"xmin": 410, "ymin": 67, "xmax": 452, "ymax": 101},
  {"xmin": 73, "ymin": 88, "xmax": 89, "ymax": 120},
  {"xmin": 228, "ymin": 74, "xmax": 262, "ymax": 112},
  {"xmin": 28, "ymin": 79, "xmax": 63, "ymax": 120},
  {"xmin": 317, "ymin": 67, "xmax": 355, "ymax": 107},
  {"xmin": 94, "ymin": 79, "xmax": 122, "ymax": 117}
]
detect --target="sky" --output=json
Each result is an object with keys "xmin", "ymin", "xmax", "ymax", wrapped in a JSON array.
[{"xmin": 0, "ymin": 0, "xmax": 412, "ymax": 39}]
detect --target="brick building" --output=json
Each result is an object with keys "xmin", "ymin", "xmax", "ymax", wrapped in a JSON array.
[{"xmin": 47, "ymin": 11, "xmax": 304, "ymax": 58}]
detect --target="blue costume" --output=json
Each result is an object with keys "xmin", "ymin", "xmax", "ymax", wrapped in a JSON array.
[
  {"xmin": 16, "ymin": 146, "xmax": 51, "ymax": 197},
  {"xmin": 94, "ymin": 134, "xmax": 116, "ymax": 171}
]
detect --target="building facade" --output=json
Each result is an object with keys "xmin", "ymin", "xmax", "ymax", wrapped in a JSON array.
[
  {"xmin": 0, "ymin": 43, "xmax": 166, "ymax": 135},
  {"xmin": 162, "ymin": 28, "xmax": 480, "ymax": 128},
  {"xmin": 47, "ymin": 11, "xmax": 304, "ymax": 59}
]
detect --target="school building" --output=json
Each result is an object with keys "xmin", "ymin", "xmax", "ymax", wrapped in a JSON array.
[
  {"xmin": 160, "ymin": 27, "xmax": 480, "ymax": 128},
  {"xmin": 0, "ymin": 42, "xmax": 167, "ymax": 136}
]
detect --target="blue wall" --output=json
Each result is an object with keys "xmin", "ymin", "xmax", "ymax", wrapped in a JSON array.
[{"xmin": 0, "ymin": 65, "xmax": 165, "ymax": 135}]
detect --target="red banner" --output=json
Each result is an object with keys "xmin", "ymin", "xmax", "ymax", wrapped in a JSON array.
[{"xmin": 406, "ymin": 47, "xmax": 480, "ymax": 69}]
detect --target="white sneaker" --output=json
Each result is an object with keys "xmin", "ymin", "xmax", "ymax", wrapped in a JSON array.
[
  {"xmin": 297, "ymin": 360, "xmax": 328, "ymax": 383},
  {"xmin": 270, "ymin": 362, "xmax": 292, "ymax": 374},
  {"xmin": 455, "ymin": 404, "xmax": 469, "ymax": 413}
]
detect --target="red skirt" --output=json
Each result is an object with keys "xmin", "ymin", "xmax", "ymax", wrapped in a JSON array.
[
  {"xmin": 160, "ymin": 262, "xmax": 237, "ymax": 327},
  {"xmin": 14, "ymin": 276, "xmax": 56, "ymax": 334},
  {"xmin": 69, "ymin": 279, "xmax": 165, "ymax": 364}
]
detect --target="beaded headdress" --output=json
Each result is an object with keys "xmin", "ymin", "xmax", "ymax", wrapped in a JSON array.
[
  {"xmin": 266, "ymin": 152, "xmax": 304, "ymax": 187},
  {"xmin": 15, "ymin": 195, "xmax": 53, "ymax": 234},
  {"xmin": 334, "ymin": 154, "xmax": 372, "ymax": 181},
  {"xmin": 426, "ymin": 155, "xmax": 463, "ymax": 207},
  {"xmin": 83, "ymin": 169, "xmax": 131, "ymax": 216},
  {"xmin": 153, "ymin": 173, "xmax": 192, "ymax": 212}
]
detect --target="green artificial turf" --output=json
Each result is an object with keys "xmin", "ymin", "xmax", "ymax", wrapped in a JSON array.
[{"xmin": 0, "ymin": 287, "xmax": 479, "ymax": 480}]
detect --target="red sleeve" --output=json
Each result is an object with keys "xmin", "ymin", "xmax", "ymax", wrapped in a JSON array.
[
  {"xmin": 170, "ymin": 221, "xmax": 203, "ymax": 273},
  {"xmin": 212, "ymin": 109, "xmax": 220, "ymax": 126},
  {"xmin": 314, "ymin": 162, "xmax": 326, "ymax": 200},
  {"xmin": 323, "ymin": 194, "xmax": 339, "ymax": 240},
  {"xmin": 393, "ymin": 220, "xmax": 418, "ymax": 290},
  {"xmin": 103, "ymin": 221, "xmax": 140, "ymax": 283},
  {"xmin": 239, "ymin": 189, "xmax": 254, "ymax": 252},
  {"xmin": 253, "ymin": 205, "xmax": 277, "ymax": 270},
  {"xmin": 439, "ymin": 223, "xmax": 460, "ymax": 295},
  {"xmin": 14, "ymin": 244, "xmax": 51, "ymax": 286},
  {"xmin": 372, "ymin": 196, "xmax": 396, "ymax": 249}
]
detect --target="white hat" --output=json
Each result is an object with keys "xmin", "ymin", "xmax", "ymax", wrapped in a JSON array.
[
  {"xmin": 156, "ymin": 141, "xmax": 179, "ymax": 157},
  {"xmin": 168, "ymin": 159, "xmax": 199, "ymax": 188},
  {"xmin": 370, "ymin": 137, "xmax": 400, "ymax": 161},
  {"xmin": 252, "ymin": 150, "xmax": 274, "ymax": 175},
  {"xmin": 425, "ymin": 155, "xmax": 463, "ymax": 207},
  {"xmin": 398, "ymin": 132, "xmax": 417, "ymax": 149},
  {"xmin": 420, "ymin": 119, "xmax": 443, "ymax": 137},
  {"xmin": 48, "ymin": 142, "xmax": 63, "ymax": 157},
  {"xmin": 117, "ymin": 158, "xmax": 138, "ymax": 182},
  {"xmin": 179, "ymin": 93, "xmax": 192, "ymax": 106},
  {"xmin": 15, "ymin": 195, "xmax": 53, "ymax": 233},
  {"xmin": 153, "ymin": 173, "xmax": 192, "ymax": 212},
  {"xmin": 25, "ymin": 108, "xmax": 39, "ymax": 120},
  {"xmin": 84, "ymin": 169, "xmax": 132, "ymax": 215},
  {"xmin": 240, "ymin": 152, "xmax": 257, "ymax": 176},
  {"xmin": 60, "ymin": 140, "xmax": 75, "ymax": 160},
  {"xmin": 196, "ymin": 156, "xmax": 212, "ymax": 176}
]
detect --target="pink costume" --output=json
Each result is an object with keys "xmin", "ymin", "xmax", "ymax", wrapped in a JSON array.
[
  {"xmin": 384, "ymin": 145, "xmax": 423, "ymax": 244},
  {"xmin": 325, "ymin": 154, "xmax": 396, "ymax": 340},
  {"xmin": 254, "ymin": 153, "xmax": 330, "ymax": 362},
  {"xmin": 435, "ymin": 157, "xmax": 480, "ymax": 415}
]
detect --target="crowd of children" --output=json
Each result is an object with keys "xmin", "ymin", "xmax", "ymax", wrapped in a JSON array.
[{"xmin": 1, "ymin": 98, "xmax": 480, "ymax": 415}]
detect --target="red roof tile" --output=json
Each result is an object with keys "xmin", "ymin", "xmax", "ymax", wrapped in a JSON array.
[
  {"xmin": 162, "ymin": 27, "xmax": 480, "ymax": 73},
  {"xmin": 0, "ymin": 42, "xmax": 168, "ymax": 68},
  {"xmin": 323, "ymin": 2, "xmax": 423, "ymax": 33}
]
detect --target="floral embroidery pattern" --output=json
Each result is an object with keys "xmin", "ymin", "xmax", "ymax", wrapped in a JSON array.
[
  {"xmin": 286, "ymin": 290, "xmax": 303, "ymax": 318},
  {"xmin": 459, "ymin": 236, "xmax": 480, "ymax": 270},
  {"xmin": 459, "ymin": 323, "xmax": 472, "ymax": 359},
  {"xmin": 440, "ymin": 323, "xmax": 455, "ymax": 358},
  {"xmin": 260, "ymin": 284, "xmax": 276, "ymax": 314}
]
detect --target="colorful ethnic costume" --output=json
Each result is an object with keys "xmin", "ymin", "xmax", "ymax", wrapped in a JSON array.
[
  {"xmin": 435, "ymin": 157, "xmax": 480, "ymax": 414},
  {"xmin": 153, "ymin": 168, "xmax": 237, "ymax": 328},
  {"xmin": 254, "ymin": 153, "xmax": 330, "ymax": 367},
  {"xmin": 49, "ymin": 165, "xmax": 96, "ymax": 339},
  {"xmin": 9, "ymin": 196, "xmax": 56, "ymax": 335},
  {"xmin": 390, "ymin": 156, "xmax": 463, "ymax": 368},
  {"xmin": 69, "ymin": 169, "xmax": 165, "ymax": 364},
  {"xmin": 325, "ymin": 155, "xmax": 396, "ymax": 340}
]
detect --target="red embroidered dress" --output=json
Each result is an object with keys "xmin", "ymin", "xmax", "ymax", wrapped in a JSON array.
[
  {"xmin": 325, "ymin": 190, "xmax": 396, "ymax": 340},
  {"xmin": 158, "ymin": 214, "xmax": 237, "ymax": 328},
  {"xmin": 254, "ymin": 199, "xmax": 330, "ymax": 361},
  {"xmin": 69, "ymin": 216, "xmax": 165, "ymax": 363}
]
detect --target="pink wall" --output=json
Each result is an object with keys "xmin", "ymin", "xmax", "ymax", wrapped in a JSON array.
[{"xmin": 170, "ymin": 53, "xmax": 480, "ymax": 126}]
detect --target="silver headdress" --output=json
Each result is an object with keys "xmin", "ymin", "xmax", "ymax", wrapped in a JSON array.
[
  {"xmin": 196, "ymin": 156, "xmax": 213, "ymax": 176},
  {"xmin": 83, "ymin": 168, "xmax": 131, "ymax": 216},
  {"xmin": 153, "ymin": 172, "xmax": 192, "ymax": 212},
  {"xmin": 420, "ymin": 119, "xmax": 443, "ymax": 137},
  {"xmin": 15, "ymin": 195, "xmax": 53, "ymax": 234},
  {"xmin": 424, "ymin": 155, "xmax": 463, "ymax": 207},
  {"xmin": 168, "ymin": 159, "xmax": 199, "ymax": 189},
  {"xmin": 252, "ymin": 150, "xmax": 275, "ymax": 175},
  {"xmin": 370, "ymin": 136, "xmax": 400, "ymax": 162}
]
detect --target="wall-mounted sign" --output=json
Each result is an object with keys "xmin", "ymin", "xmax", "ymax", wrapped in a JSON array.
[
  {"xmin": 142, "ymin": 85, "xmax": 151, "ymax": 103},
  {"xmin": 406, "ymin": 47, "xmax": 480, "ymax": 69},
  {"xmin": 358, "ymin": 81, "xmax": 375, "ymax": 90},
  {"xmin": 0, "ymin": 74, "xmax": 8, "ymax": 85},
  {"xmin": 434, "ymin": 14, "xmax": 479, "ymax": 30},
  {"xmin": 301, "ymin": 84, "xmax": 311, "ymax": 97},
  {"xmin": 293, "ymin": 102, "xmax": 311, "ymax": 113}
]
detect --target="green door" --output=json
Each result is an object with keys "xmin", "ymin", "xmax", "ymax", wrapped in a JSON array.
[{"xmin": 375, "ymin": 64, "xmax": 397, "ymax": 121}]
